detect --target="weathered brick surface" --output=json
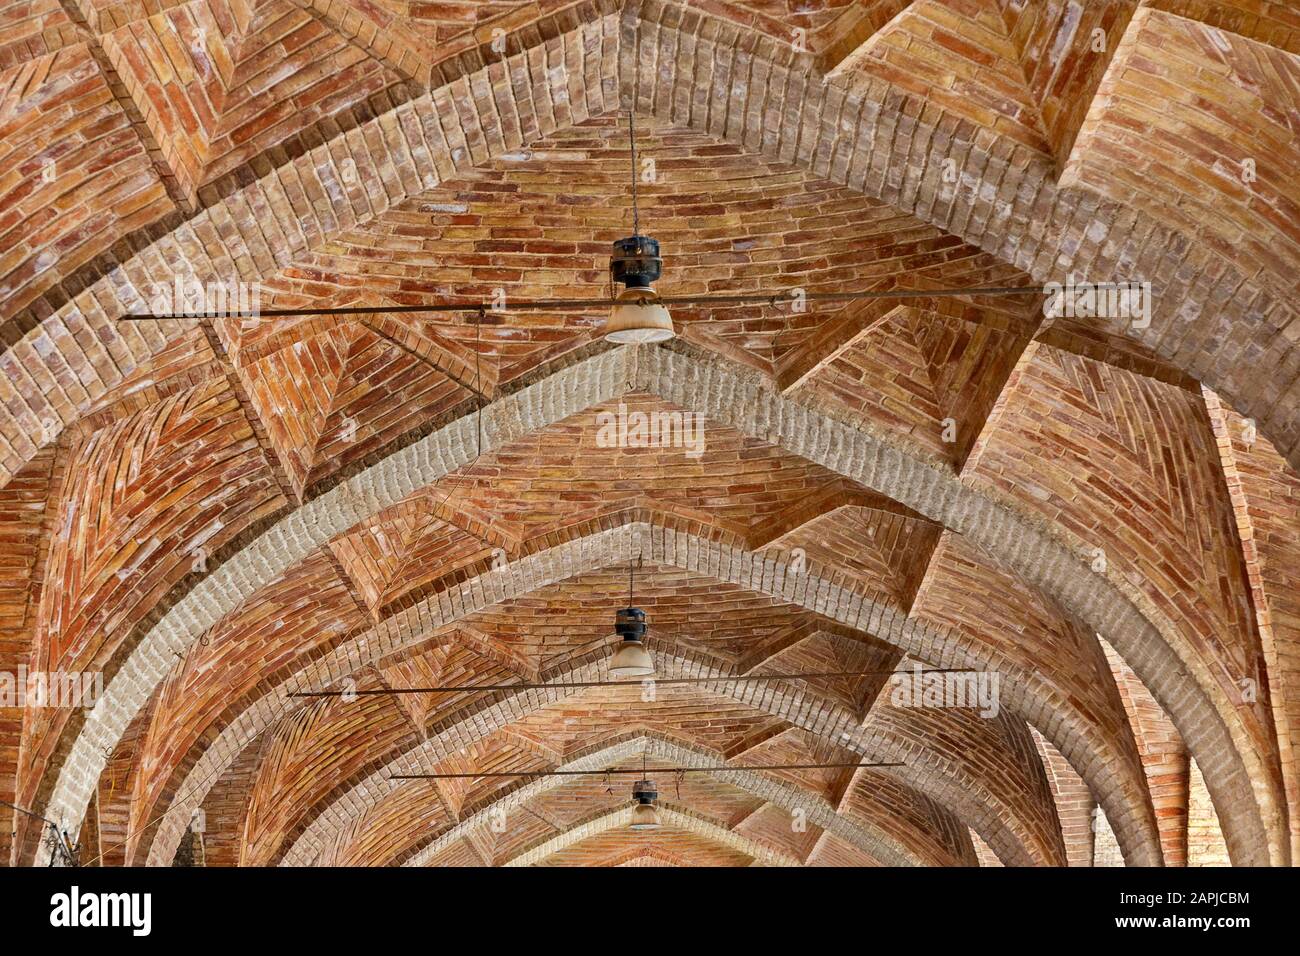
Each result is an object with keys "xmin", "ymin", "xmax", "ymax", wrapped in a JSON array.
[
  {"xmin": 969, "ymin": 827, "xmax": 1001, "ymax": 866},
  {"xmin": 121, "ymin": 548, "xmax": 366, "ymax": 861},
  {"xmin": 792, "ymin": 299, "xmax": 1035, "ymax": 470},
  {"xmin": 102, "ymin": 0, "xmax": 408, "ymax": 198},
  {"xmin": 91, "ymin": 699, "xmax": 155, "ymax": 866},
  {"xmin": 961, "ymin": 340, "xmax": 1281, "ymax": 857},
  {"xmin": 3, "ymin": 2, "xmax": 1300, "ymax": 487},
  {"xmin": 207, "ymin": 112, "xmax": 1040, "ymax": 495},
  {"xmin": 154, "ymin": 538, "xmax": 1066, "ymax": 868},
  {"xmin": 910, "ymin": 529, "xmax": 1149, "ymax": 857},
  {"xmin": 3, "ymin": 0, "xmax": 1298, "ymax": 868},
  {"xmin": 249, "ymin": 117, "xmax": 1024, "ymax": 370},
  {"xmin": 14, "ymin": 375, "xmax": 285, "ymax": 861},
  {"xmin": 140, "ymin": 512, "xmax": 1145, "ymax": 866},
  {"xmin": 0, "ymin": 0, "xmax": 80, "ymax": 70},
  {"xmin": 514, "ymin": 807, "xmax": 798, "ymax": 867},
  {"xmin": 967, "ymin": 343, "xmax": 1258, "ymax": 733},
  {"xmin": 997, "ymin": 0, "xmax": 1138, "ymax": 166},
  {"xmin": 1145, "ymin": 0, "xmax": 1299, "ymax": 54},
  {"xmin": 1063, "ymin": 7, "xmax": 1300, "ymax": 307},
  {"xmin": 1093, "ymin": 804, "xmax": 1124, "ymax": 867},
  {"xmin": 1206, "ymin": 389, "xmax": 1300, "ymax": 861},
  {"xmin": 32, "ymin": 348, "xmax": 1268, "ymax": 868},
  {"xmin": 0, "ymin": 448, "xmax": 53, "ymax": 863},
  {"xmin": 239, "ymin": 680, "xmax": 419, "ymax": 865},
  {"xmin": 624, "ymin": 2, "xmax": 1300, "ymax": 459},
  {"xmin": 277, "ymin": 651, "xmax": 1061, "ymax": 867},
  {"xmin": 0, "ymin": 43, "xmax": 173, "ymax": 325},
  {"xmin": 191, "ymin": 734, "xmax": 264, "ymax": 866},
  {"xmin": 391, "ymin": 733, "xmax": 968, "ymax": 868},
  {"xmin": 839, "ymin": 0, "xmax": 1054, "ymax": 156},
  {"xmin": 648, "ymin": 346, "xmax": 1277, "ymax": 861}
]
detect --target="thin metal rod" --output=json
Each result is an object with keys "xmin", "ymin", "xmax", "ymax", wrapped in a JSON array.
[
  {"xmin": 628, "ymin": 110, "xmax": 640, "ymax": 236},
  {"xmin": 475, "ymin": 309, "xmax": 482, "ymax": 456},
  {"xmin": 119, "ymin": 284, "xmax": 1043, "ymax": 321},
  {"xmin": 0, "ymin": 798, "xmax": 77, "ymax": 866},
  {"xmin": 288, "ymin": 668, "xmax": 974, "ymax": 697},
  {"xmin": 0, "ymin": 797, "xmax": 59, "ymax": 828},
  {"xmin": 390, "ymin": 761, "xmax": 904, "ymax": 780}
]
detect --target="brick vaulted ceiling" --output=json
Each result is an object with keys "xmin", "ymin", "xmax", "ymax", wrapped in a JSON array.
[{"xmin": 0, "ymin": 0, "xmax": 1298, "ymax": 870}]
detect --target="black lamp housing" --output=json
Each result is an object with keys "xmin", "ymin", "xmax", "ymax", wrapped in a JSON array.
[
  {"xmin": 632, "ymin": 778, "xmax": 658, "ymax": 805},
  {"xmin": 609, "ymin": 236, "xmax": 663, "ymax": 290},
  {"xmin": 614, "ymin": 606, "xmax": 647, "ymax": 641}
]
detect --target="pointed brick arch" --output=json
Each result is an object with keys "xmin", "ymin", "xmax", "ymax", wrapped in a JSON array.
[
  {"xmin": 47, "ymin": 346, "xmax": 1276, "ymax": 868},
  {"xmin": 134, "ymin": 508, "xmax": 1130, "ymax": 867},
  {"xmin": 387, "ymin": 733, "xmax": 967, "ymax": 868},
  {"xmin": 501, "ymin": 804, "xmax": 803, "ymax": 868},
  {"xmin": 0, "ymin": 8, "xmax": 623, "ymax": 486},
  {"xmin": 271, "ymin": 645, "xmax": 1061, "ymax": 868},
  {"xmin": 634, "ymin": 345, "xmax": 1281, "ymax": 863}
]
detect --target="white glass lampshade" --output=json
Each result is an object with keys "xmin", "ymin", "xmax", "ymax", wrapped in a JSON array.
[
  {"xmin": 604, "ymin": 288, "xmax": 675, "ymax": 343},
  {"xmin": 630, "ymin": 802, "xmax": 662, "ymax": 831},
  {"xmin": 609, "ymin": 638, "xmax": 655, "ymax": 678}
]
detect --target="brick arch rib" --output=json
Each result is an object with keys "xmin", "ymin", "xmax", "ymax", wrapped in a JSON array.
[{"xmin": 502, "ymin": 804, "xmax": 802, "ymax": 868}]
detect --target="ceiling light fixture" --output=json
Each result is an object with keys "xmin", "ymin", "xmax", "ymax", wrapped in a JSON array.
[
  {"xmin": 602, "ymin": 112, "xmax": 675, "ymax": 344},
  {"xmin": 629, "ymin": 757, "xmax": 661, "ymax": 831},
  {"xmin": 609, "ymin": 554, "xmax": 655, "ymax": 678}
]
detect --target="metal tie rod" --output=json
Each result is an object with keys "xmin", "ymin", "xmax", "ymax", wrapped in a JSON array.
[
  {"xmin": 390, "ymin": 761, "xmax": 905, "ymax": 780},
  {"xmin": 121, "ymin": 285, "xmax": 1045, "ymax": 321},
  {"xmin": 289, "ymin": 668, "xmax": 976, "ymax": 698}
]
